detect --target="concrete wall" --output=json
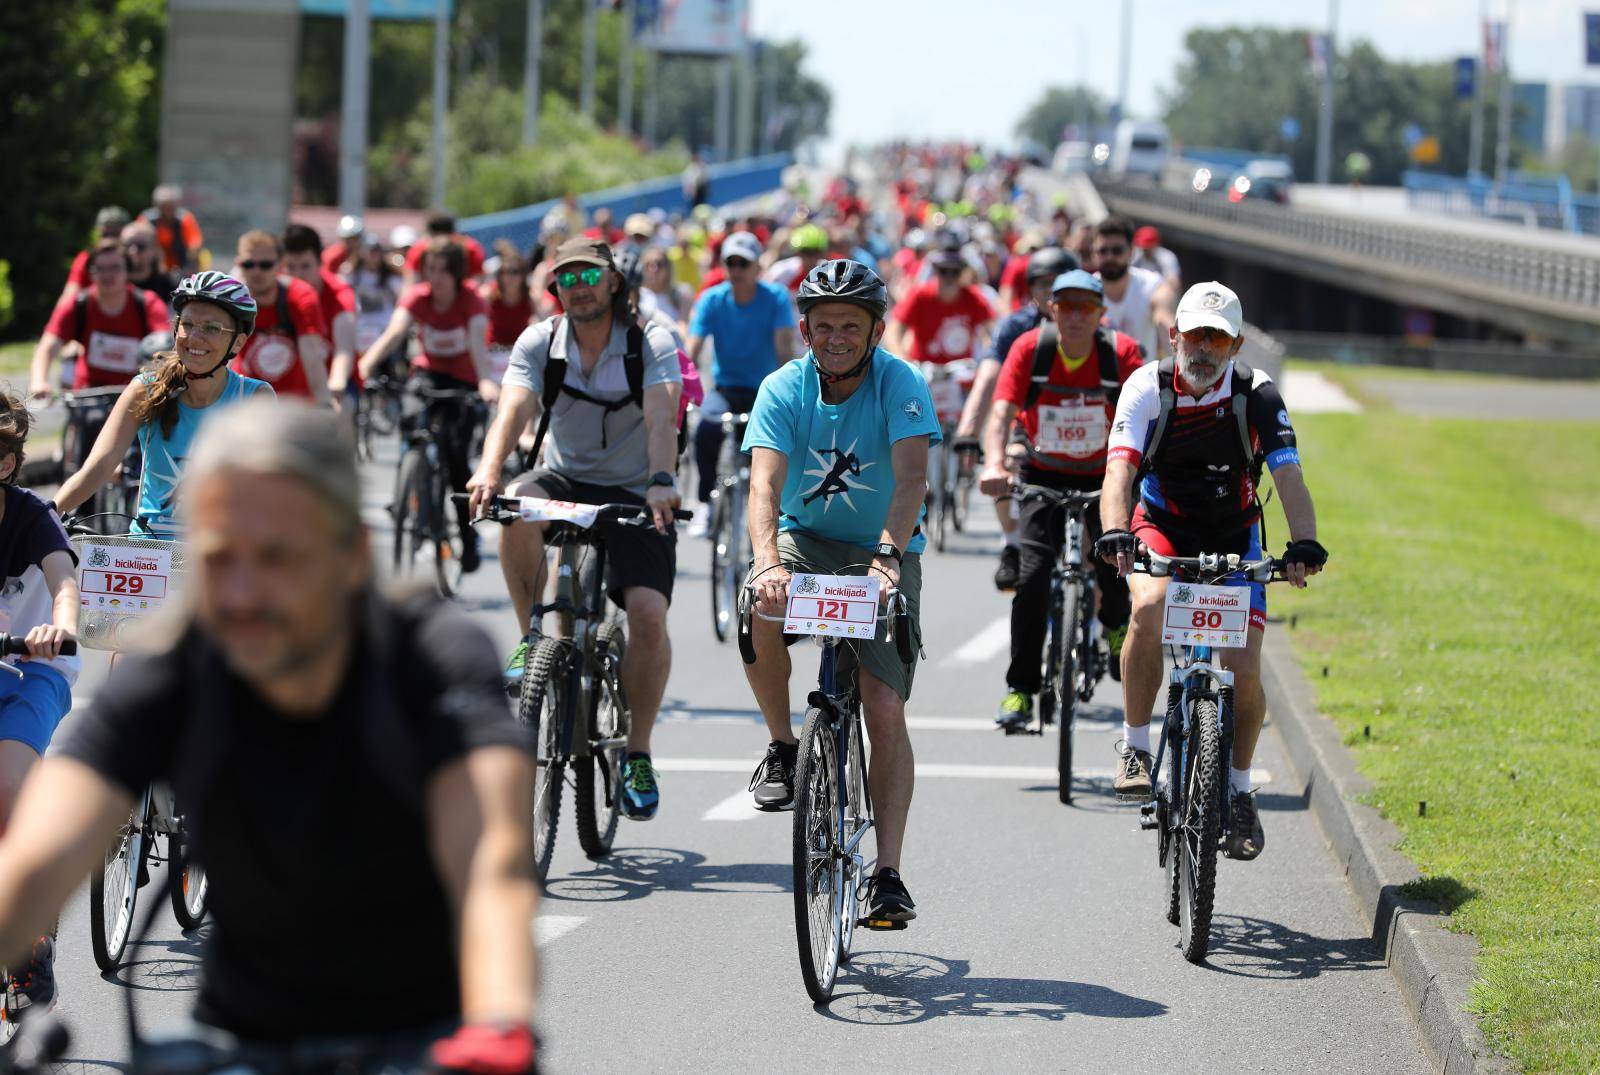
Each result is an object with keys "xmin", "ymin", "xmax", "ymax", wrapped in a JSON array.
[{"xmin": 160, "ymin": 0, "xmax": 300, "ymax": 260}]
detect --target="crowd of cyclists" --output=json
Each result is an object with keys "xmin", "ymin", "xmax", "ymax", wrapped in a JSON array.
[{"xmin": 0, "ymin": 145, "xmax": 1328, "ymax": 1067}]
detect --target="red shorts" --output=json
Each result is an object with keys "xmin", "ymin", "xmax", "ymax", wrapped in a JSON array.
[{"xmin": 1131, "ymin": 504, "xmax": 1267, "ymax": 632}]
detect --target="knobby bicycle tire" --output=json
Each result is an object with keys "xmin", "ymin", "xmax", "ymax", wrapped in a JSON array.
[
  {"xmin": 1056, "ymin": 577, "xmax": 1082, "ymax": 804},
  {"xmin": 1162, "ymin": 683, "xmax": 1184, "ymax": 927},
  {"xmin": 166, "ymin": 819, "xmax": 209, "ymax": 931},
  {"xmin": 793, "ymin": 705, "xmax": 843, "ymax": 1002},
  {"xmin": 1039, "ymin": 581, "xmax": 1065, "ymax": 728},
  {"xmin": 575, "ymin": 623, "xmax": 629, "ymax": 858},
  {"xmin": 90, "ymin": 796, "xmax": 151, "ymax": 971},
  {"xmin": 519, "ymin": 637, "xmax": 568, "ymax": 879},
  {"xmin": 709, "ymin": 492, "xmax": 734, "ymax": 642},
  {"xmin": 1178, "ymin": 697, "xmax": 1222, "ymax": 962}
]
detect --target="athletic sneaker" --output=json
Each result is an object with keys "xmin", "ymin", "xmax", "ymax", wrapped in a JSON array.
[
  {"xmin": 859, "ymin": 867, "xmax": 917, "ymax": 927},
  {"xmin": 748, "ymin": 740, "xmax": 798, "ymax": 810},
  {"xmin": 620, "ymin": 753, "xmax": 660, "ymax": 820},
  {"xmin": 994, "ymin": 690, "xmax": 1032, "ymax": 733},
  {"xmin": 686, "ymin": 512, "xmax": 712, "ymax": 540},
  {"xmin": 1112, "ymin": 742, "xmax": 1154, "ymax": 799},
  {"xmin": 1226, "ymin": 790, "xmax": 1266, "ymax": 860},
  {"xmin": 9, "ymin": 936, "xmax": 55, "ymax": 1014},
  {"xmin": 1105, "ymin": 624, "xmax": 1127, "ymax": 682},
  {"xmin": 459, "ymin": 533, "xmax": 481, "ymax": 574},
  {"xmin": 993, "ymin": 545, "xmax": 1020, "ymax": 591},
  {"xmin": 502, "ymin": 637, "xmax": 531, "ymax": 689}
]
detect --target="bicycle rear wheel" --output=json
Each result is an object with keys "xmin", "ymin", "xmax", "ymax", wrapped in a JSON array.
[
  {"xmin": 708, "ymin": 492, "xmax": 736, "ymax": 642},
  {"xmin": 575, "ymin": 623, "xmax": 629, "ymax": 858},
  {"xmin": 90, "ymin": 794, "xmax": 151, "ymax": 971},
  {"xmin": 391, "ymin": 447, "xmax": 429, "ymax": 579},
  {"xmin": 166, "ymin": 820, "xmax": 208, "ymax": 931},
  {"xmin": 430, "ymin": 465, "xmax": 466, "ymax": 598},
  {"xmin": 1056, "ymin": 577, "xmax": 1082, "ymax": 804},
  {"xmin": 1177, "ymin": 698, "xmax": 1222, "ymax": 962},
  {"xmin": 519, "ymin": 637, "xmax": 568, "ymax": 879},
  {"xmin": 793, "ymin": 705, "xmax": 843, "ymax": 1002}
]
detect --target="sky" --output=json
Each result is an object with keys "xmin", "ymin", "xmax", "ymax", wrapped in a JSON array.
[{"xmin": 746, "ymin": 0, "xmax": 1599, "ymax": 153}]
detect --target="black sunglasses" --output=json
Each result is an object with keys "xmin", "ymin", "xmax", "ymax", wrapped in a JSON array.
[{"xmin": 238, "ymin": 259, "xmax": 278, "ymax": 270}]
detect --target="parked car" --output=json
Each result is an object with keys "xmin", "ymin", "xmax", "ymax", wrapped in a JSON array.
[
  {"xmin": 1053, "ymin": 140, "xmax": 1093, "ymax": 174},
  {"xmin": 1109, "ymin": 121, "xmax": 1169, "ymax": 180}
]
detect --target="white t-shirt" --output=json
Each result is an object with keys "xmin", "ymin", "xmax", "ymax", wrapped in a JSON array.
[
  {"xmin": 1099, "ymin": 265, "xmax": 1163, "ymax": 361},
  {"xmin": 1132, "ymin": 246, "xmax": 1180, "ymax": 285}
]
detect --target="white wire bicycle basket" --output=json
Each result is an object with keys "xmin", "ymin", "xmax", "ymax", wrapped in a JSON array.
[{"xmin": 72, "ymin": 533, "xmax": 186, "ymax": 652}]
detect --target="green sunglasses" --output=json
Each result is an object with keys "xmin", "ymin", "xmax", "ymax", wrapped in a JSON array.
[{"xmin": 555, "ymin": 266, "xmax": 606, "ymax": 289}]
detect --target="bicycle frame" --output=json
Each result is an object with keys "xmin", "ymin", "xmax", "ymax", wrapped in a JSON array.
[
  {"xmin": 539, "ymin": 537, "xmax": 622, "ymax": 765},
  {"xmin": 808, "ymin": 641, "xmax": 875, "ymax": 867}
]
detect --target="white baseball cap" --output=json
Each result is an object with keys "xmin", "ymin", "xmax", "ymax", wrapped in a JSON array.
[
  {"xmin": 720, "ymin": 230, "xmax": 763, "ymax": 265},
  {"xmin": 1175, "ymin": 281, "xmax": 1243, "ymax": 338}
]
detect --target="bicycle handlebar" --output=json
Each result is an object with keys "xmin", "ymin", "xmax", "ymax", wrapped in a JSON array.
[
  {"xmin": 453, "ymin": 494, "xmax": 693, "ymax": 528},
  {"xmin": 1131, "ymin": 550, "xmax": 1288, "ymax": 584},
  {"xmin": 1016, "ymin": 484, "xmax": 1101, "ymax": 507},
  {"xmin": 736, "ymin": 561, "xmax": 916, "ymax": 666},
  {"xmin": 0, "ymin": 634, "xmax": 78, "ymax": 658}
]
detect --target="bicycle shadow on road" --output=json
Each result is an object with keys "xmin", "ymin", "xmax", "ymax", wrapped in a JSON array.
[
  {"xmin": 542, "ymin": 847, "xmax": 790, "ymax": 904},
  {"xmin": 819, "ymin": 950, "xmax": 1167, "ymax": 1026},
  {"xmin": 104, "ymin": 930, "xmax": 207, "ymax": 992},
  {"xmin": 1199, "ymin": 914, "xmax": 1386, "ymax": 981}
]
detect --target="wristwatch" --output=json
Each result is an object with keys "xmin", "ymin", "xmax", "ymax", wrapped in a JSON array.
[
  {"xmin": 648, "ymin": 471, "xmax": 676, "ymax": 489},
  {"xmin": 874, "ymin": 542, "xmax": 903, "ymax": 564}
]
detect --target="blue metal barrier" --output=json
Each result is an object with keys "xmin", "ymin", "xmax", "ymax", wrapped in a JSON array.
[
  {"xmin": 1403, "ymin": 169, "xmax": 1600, "ymax": 236},
  {"xmin": 458, "ymin": 152, "xmax": 794, "ymax": 252}
]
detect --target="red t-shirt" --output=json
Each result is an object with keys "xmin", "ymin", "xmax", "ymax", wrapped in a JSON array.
[
  {"xmin": 321, "ymin": 241, "xmax": 351, "ymax": 275},
  {"xmin": 999, "ymin": 256, "xmax": 1031, "ymax": 311},
  {"xmin": 995, "ymin": 325, "xmax": 1145, "ymax": 476},
  {"xmin": 697, "ymin": 266, "xmax": 727, "ymax": 296},
  {"xmin": 891, "ymin": 248, "xmax": 923, "ymax": 281},
  {"xmin": 890, "ymin": 281, "xmax": 995, "ymax": 365},
  {"xmin": 479, "ymin": 284, "xmax": 534, "ymax": 348},
  {"xmin": 314, "ymin": 268, "xmax": 359, "ymax": 386},
  {"xmin": 231, "ymin": 277, "xmax": 328, "ymax": 398},
  {"xmin": 67, "ymin": 249, "xmax": 92, "ymax": 290},
  {"xmin": 401, "ymin": 283, "xmax": 486, "ymax": 385},
  {"xmin": 405, "ymin": 235, "xmax": 486, "ymax": 279},
  {"xmin": 45, "ymin": 284, "xmax": 169, "ymax": 389}
]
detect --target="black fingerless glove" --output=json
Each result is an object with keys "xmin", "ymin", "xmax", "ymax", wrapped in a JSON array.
[
  {"xmin": 1094, "ymin": 529, "xmax": 1138, "ymax": 561},
  {"xmin": 1284, "ymin": 539, "xmax": 1329, "ymax": 568}
]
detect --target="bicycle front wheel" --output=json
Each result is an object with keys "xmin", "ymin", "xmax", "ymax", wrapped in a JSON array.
[
  {"xmin": 709, "ymin": 492, "xmax": 736, "ymax": 642},
  {"xmin": 838, "ymin": 710, "xmax": 872, "ymax": 965},
  {"xmin": 391, "ymin": 447, "xmax": 429, "ymax": 578},
  {"xmin": 90, "ymin": 797, "xmax": 150, "ymax": 971},
  {"xmin": 575, "ymin": 623, "xmax": 629, "ymax": 857},
  {"xmin": 1056, "ymin": 577, "xmax": 1082, "ymax": 804},
  {"xmin": 519, "ymin": 637, "xmax": 569, "ymax": 879},
  {"xmin": 430, "ymin": 466, "xmax": 466, "ymax": 598},
  {"xmin": 166, "ymin": 821, "xmax": 208, "ymax": 931},
  {"xmin": 1177, "ymin": 697, "xmax": 1222, "ymax": 962},
  {"xmin": 793, "ymin": 705, "xmax": 843, "ymax": 1002}
]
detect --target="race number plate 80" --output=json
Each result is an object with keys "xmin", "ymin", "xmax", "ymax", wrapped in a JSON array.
[
  {"xmin": 784, "ymin": 573, "xmax": 881, "ymax": 638},
  {"xmin": 1161, "ymin": 582, "xmax": 1249, "ymax": 649}
]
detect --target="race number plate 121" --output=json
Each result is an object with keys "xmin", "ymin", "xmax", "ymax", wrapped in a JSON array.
[
  {"xmin": 784, "ymin": 573, "xmax": 881, "ymax": 638},
  {"xmin": 78, "ymin": 543, "xmax": 174, "ymax": 618},
  {"xmin": 1161, "ymin": 582, "xmax": 1249, "ymax": 649}
]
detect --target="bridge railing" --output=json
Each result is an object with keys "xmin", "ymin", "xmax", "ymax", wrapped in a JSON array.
[
  {"xmin": 457, "ymin": 152, "xmax": 793, "ymax": 252},
  {"xmin": 1094, "ymin": 178, "xmax": 1600, "ymax": 314},
  {"xmin": 1402, "ymin": 170, "xmax": 1600, "ymax": 237}
]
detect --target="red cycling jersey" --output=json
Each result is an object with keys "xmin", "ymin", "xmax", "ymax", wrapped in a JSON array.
[
  {"xmin": 890, "ymin": 280, "xmax": 995, "ymax": 365},
  {"xmin": 231, "ymin": 277, "xmax": 328, "ymax": 398},
  {"xmin": 995, "ymin": 326, "xmax": 1145, "ymax": 477},
  {"xmin": 400, "ymin": 283, "xmax": 486, "ymax": 386}
]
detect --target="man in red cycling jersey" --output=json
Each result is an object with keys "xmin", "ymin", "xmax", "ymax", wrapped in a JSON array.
[
  {"xmin": 30, "ymin": 239, "xmax": 168, "ymax": 398},
  {"xmin": 1096, "ymin": 282, "xmax": 1327, "ymax": 860},
  {"xmin": 404, "ymin": 211, "xmax": 487, "ymax": 286},
  {"xmin": 282, "ymin": 224, "xmax": 360, "ymax": 409},
  {"xmin": 979, "ymin": 270, "xmax": 1141, "ymax": 730},
  {"xmin": 883, "ymin": 241, "xmax": 995, "ymax": 366},
  {"xmin": 230, "ymin": 231, "xmax": 334, "ymax": 405}
]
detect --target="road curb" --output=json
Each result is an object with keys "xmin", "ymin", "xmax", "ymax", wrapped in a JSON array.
[{"xmin": 1260, "ymin": 630, "xmax": 1512, "ymax": 1075}]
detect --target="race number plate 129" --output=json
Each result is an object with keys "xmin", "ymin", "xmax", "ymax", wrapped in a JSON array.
[
  {"xmin": 78, "ymin": 543, "xmax": 174, "ymax": 617},
  {"xmin": 784, "ymin": 573, "xmax": 881, "ymax": 638},
  {"xmin": 1161, "ymin": 582, "xmax": 1249, "ymax": 649}
]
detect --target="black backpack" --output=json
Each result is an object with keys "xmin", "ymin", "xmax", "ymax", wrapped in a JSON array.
[
  {"xmin": 73, "ymin": 286, "xmax": 154, "ymax": 344},
  {"xmin": 1021, "ymin": 322, "xmax": 1129, "ymax": 414},
  {"xmin": 1134, "ymin": 356, "xmax": 1261, "ymax": 489},
  {"xmin": 527, "ymin": 316, "xmax": 647, "ymax": 458}
]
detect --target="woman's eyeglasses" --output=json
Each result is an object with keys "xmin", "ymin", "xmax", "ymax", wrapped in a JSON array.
[
  {"xmin": 555, "ymin": 267, "xmax": 605, "ymax": 289},
  {"xmin": 173, "ymin": 317, "xmax": 231, "ymax": 341}
]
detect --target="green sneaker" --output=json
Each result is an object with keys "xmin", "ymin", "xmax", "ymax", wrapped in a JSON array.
[
  {"xmin": 995, "ymin": 690, "xmax": 1033, "ymax": 732},
  {"xmin": 1105, "ymin": 625, "xmax": 1127, "ymax": 682},
  {"xmin": 502, "ymin": 637, "xmax": 531, "ymax": 690},
  {"xmin": 620, "ymin": 753, "xmax": 660, "ymax": 819}
]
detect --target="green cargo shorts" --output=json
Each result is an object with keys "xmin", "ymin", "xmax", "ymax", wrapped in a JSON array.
[{"xmin": 771, "ymin": 529, "xmax": 923, "ymax": 702}]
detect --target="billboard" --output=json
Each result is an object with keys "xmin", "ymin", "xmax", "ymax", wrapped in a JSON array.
[{"xmin": 643, "ymin": 0, "xmax": 748, "ymax": 56}]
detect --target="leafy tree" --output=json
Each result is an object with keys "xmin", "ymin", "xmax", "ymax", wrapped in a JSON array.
[
  {"xmin": 0, "ymin": 0, "xmax": 165, "ymax": 339},
  {"xmin": 1014, "ymin": 85, "xmax": 1109, "ymax": 147}
]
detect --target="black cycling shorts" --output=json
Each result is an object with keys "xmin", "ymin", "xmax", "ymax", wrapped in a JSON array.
[{"xmin": 511, "ymin": 469, "xmax": 676, "ymax": 608}]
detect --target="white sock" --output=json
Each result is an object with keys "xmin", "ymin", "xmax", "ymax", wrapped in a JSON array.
[
  {"xmin": 1230, "ymin": 766, "xmax": 1252, "ymax": 794},
  {"xmin": 1003, "ymin": 529, "xmax": 1020, "ymax": 548},
  {"xmin": 1122, "ymin": 722, "xmax": 1151, "ymax": 754}
]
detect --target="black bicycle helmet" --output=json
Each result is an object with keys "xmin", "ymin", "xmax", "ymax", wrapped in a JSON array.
[
  {"xmin": 795, "ymin": 259, "xmax": 889, "ymax": 321},
  {"xmin": 1025, "ymin": 245, "xmax": 1080, "ymax": 283}
]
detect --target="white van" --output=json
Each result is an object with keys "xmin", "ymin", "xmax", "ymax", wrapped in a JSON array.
[{"xmin": 1110, "ymin": 120, "xmax": 1169, "ymax": 180}]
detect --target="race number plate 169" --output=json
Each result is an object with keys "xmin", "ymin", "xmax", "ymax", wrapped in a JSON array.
[
  {"xmin": 784, "ymin": 573, "xmax": 881, "ymax": 638},
  {"xmin": 78, "ymin": 543, "xmax": 174, "ymax": 617},
  {"xmin": 1161, "ymin": 582, "xmax": 1249, "ymax": 649}
]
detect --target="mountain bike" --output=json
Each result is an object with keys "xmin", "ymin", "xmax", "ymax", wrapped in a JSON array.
[
  {"xmin": 707, "ymin": 411, "xmax": 751, "ymax": 642},
  {"xmin": 391, "ymin": 384, "xmax": 483, "ymax": 598},
  {"xmin": 737, "ymin": 562, "xmax": 915, "ymax": 1003},
  {"xmin": 58, "ymin": 388, "xmax": 141, "ymax": 535},
  {"xmin": 920, "ymin": 361, "xmax": 976, "ymax": 553},
  {"xmin": 1007, "ymin": 486, "xmax": 1107, "ymax": 804},
  {"xmin": 1132, "ymin": 550, "xmax": 1287, "ymax": 963},
  {"xmin": 461, "ymin": 495, "xmax": 691, "ymax": 878}
]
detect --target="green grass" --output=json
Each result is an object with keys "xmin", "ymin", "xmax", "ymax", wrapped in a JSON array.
[
  {"xmin": 1263, "ymin": 411, "xmax": 1600, "ymax": 1073},
  {"xmin": 0, "ymin": 340, "xmax": 32, "ymax": 387}
]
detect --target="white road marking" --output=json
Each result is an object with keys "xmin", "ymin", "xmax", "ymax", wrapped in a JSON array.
[
  {"xmin": 534, "ymin": 915, "xmax": 587, "ymax": 945},
  {"xmin": 656, "ymin": 711, "xmax": 1117, "ymax": 732},
  {"xmin": 654, "ymin": 756, "xmax": 1272, "ymax": 784},
  {"xmin": 944, "ymin": 615, "xmax": 1011, "ymax": 665},
  {"xmin": 702, "ymin": 789, "xmax": 758, "ymax": 821}
]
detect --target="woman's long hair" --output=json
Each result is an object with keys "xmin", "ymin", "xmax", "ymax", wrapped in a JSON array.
[{"xmin": 128, "ymin": 349, "xmax": 191, "ymax": 439}]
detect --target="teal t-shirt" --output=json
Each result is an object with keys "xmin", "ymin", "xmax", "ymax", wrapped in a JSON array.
[
  {"xmin": 743, "ymin": 349, "xmax": 941, "ymax": 553},
  {"xmin": 134, "ymin": 369, "xmax": 275, "ymax": 537}
]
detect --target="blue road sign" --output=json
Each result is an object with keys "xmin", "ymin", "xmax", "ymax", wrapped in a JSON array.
[
  {"xmin": 301, "ymin": 0, "xmax": 453, "ymax": 19},
  {"xmin": 1454, "ymin": 56, "xmax": 1476, "ymax": 99},
  {"xmin": 1280, "ymin": 116, "xmax": 1301, "ymax": 142}
]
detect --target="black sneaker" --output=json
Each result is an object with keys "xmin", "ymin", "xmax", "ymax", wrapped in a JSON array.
[
  {"xmin": 459, "ymin": 535, "xmax": 481, "ymax": 574},
  {"xmin": 859, "ymin": 867, "xmax": 916, "ymax": 929},
  {"xmin": 748, "ymin": 740, "xmax": 797, "ymax": 810},
  {"xmin": 993, "ymin": 545, "xmax": 1020, "ymax": 591},
  {"xmin": 1112, "ymin": 743, "xmax": 1154, "ymax": 799},
  {"xmin": 1226, "ymin": 790, "xmax": 1266, "ymax": 860},
  {"xmin": 9, "ymin": 936, "xmax": 55, "ymax": 1015}
]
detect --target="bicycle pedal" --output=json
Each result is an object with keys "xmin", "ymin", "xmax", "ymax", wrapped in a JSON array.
[
  {"xmin": 1138, "ymin": 802, "xmax": 1160, "ymax": 830},
  {"xmin": 857, "ymin": 916, "xmax": 909, "ymax": 931}
]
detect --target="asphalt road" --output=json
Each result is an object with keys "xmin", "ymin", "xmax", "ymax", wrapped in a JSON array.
[{"xmin": 46, "ymin": 435, "xmax": 1430, "ymax": 1073}]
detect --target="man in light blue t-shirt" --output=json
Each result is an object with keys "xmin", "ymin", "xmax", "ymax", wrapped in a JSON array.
[
  {"xmin": 741, "ymin": 259, "xmax": 937, "ymax": 929},
  {"xmin": 685, "ymin": 231, "xmax": 797, "ymax": 518}
]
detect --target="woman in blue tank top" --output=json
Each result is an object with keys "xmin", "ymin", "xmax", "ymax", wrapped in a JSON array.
[{"xmin": 56, "ymin": 272, "xmax": 274, "ymax": 536}]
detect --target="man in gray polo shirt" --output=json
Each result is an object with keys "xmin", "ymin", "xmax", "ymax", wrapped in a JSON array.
[{"xmin": 468, "ymin": 237, "xmax": 683, "ymax": 820}]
